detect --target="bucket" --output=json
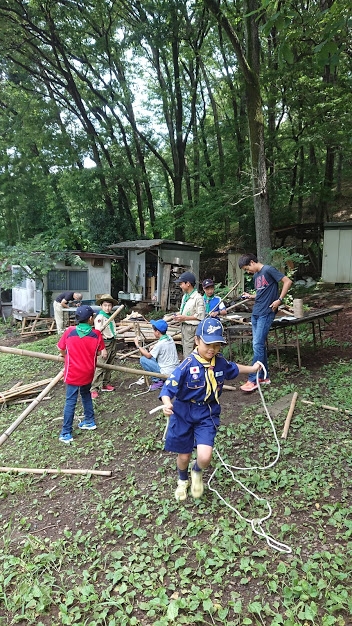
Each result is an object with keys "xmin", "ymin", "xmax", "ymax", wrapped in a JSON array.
[{"xmin": 293, "ymin": 299, "xmax": 304, "ymax": 318}]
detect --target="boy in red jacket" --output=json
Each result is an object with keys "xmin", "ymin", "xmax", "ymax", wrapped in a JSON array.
[{"xmin": 57, "ymin": 305, "xmax": 106, "ymax": 443}]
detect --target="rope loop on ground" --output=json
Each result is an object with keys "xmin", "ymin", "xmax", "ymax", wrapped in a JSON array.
[{"xmin": 208, "ymin": 362, "xmax": 292, "ymax": 554}]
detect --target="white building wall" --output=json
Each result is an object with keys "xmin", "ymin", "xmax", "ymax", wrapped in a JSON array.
[{"xmin": 322, "ymin": 225, "xmax": 352, "ymax": 283}]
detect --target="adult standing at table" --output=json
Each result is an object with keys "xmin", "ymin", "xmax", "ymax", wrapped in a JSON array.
[
  {"xmin": 202, "ymin": 278, "xmax": 227, "ymax": 318},
  {"xmin": 238, "ymin": 253, "xmax": 292, "ymax": 392},
  {"xmin": 173, "ymin": 271, "xmax": 205, "ymax": 358},
  {"xmin": 53, "ymin": 291, "xmax": 82, "ymax": 335}
]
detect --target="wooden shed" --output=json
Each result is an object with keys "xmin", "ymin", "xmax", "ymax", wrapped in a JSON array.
[
  {"xmin": 12, "ymin": 251, "xmax": 122, "ymax": 319},
  {"xmin": 322, "ymin": 222, "xmax": 352, "ymax": 283},
  {"xmin": 109, "ymin": 239, "xmax": 202, "ymax": 310}
]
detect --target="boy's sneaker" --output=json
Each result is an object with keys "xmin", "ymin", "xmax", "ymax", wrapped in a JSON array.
[
  {"xmin": 78, "ymin": 421, "xmax": 97, "ymax": 430},
  {"xmin": 190, "ymin": 461, "xmax": 204, "ymax": 498},
  {"xmin": 240, "ymin": 380, "xmax": 258, "ymax": 392},
  {"xmin": 150, "ymin": 381, "xmax": 164, "ymax": 391},
  {"xmin": 91, "ymin": 391, "xmax": 99, "ymax": 399},
  {"xmin": 102, "ymin": 385, "xmax": 115, "ymax": 392},
  {"xmin": 259, "ymin": 378, "xmax": 271, "ymax": 385},
  {"xmin": 59, "ymin": 433, "xmax": 73, "ymax": 444},
  {"xmin": 175, "ymin": 479, "xmax": 189, "ymax": 501}
]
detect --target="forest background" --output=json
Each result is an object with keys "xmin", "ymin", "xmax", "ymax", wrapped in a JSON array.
[{"xmin": 0, "ymin": 0, "xmax": 351, "ymax": 274}]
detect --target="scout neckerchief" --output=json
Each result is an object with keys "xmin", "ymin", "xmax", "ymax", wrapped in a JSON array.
[
  {"xmin": 100, "ymin": 310, "xmax": 116, "ymax": 337},
  {"xmin": 158, "ymin": 334, "xmax": 171, "ymax": 341},
  {"xmin": 180, "ymin": 288, "xmax": 197, "ymax": 314},
  {"xmin": 193, "ymin": 347, "xmax": 219, "ymax": 403},
  {"xmin": 76, "ymin": 322, "xmax": 93, "ymax": 338},
  {"xmin": 203, "ymin": 294, "xmax": 213, "ymax": 314}
]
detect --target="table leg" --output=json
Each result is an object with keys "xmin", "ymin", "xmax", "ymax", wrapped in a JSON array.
[
  {"xmin": 311, "ymin": 320, "xmax": 317, "ymax": 348},
  {"xmin": 295, "ymin": 327, "xmax": 301, "ymax": 369},
  {"xmin": 274, "ymin": 327, "xmax": 281, "ymax": 368}
]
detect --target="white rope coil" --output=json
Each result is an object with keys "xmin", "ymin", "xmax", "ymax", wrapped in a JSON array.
[{"xmin": 208, "ymin": 362, "xmax": 292, "ymax": 554}]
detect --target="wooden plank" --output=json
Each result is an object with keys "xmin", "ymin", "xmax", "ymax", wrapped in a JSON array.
[{"xmin": 160, "ymin": 264, "xmax": 171, "ymax": 310}]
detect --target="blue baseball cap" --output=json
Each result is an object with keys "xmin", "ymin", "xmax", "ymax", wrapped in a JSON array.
[
  {"xmin": 75, "ymin": 305, "xmax": 94, "ymax": 322},
  {"xmin": 150, "ymin": 319, "xmax": 168, "ymax": 334},
  {"xmin": 174, "ymin": 271, "xmax": 196, "ymax": 285},
  {"xmin": 196, "ymin": 318, "xmax": 226, "ymax": 344}
]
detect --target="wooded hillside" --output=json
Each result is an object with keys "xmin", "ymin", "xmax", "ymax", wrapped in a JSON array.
[{"xmin": 0, "ymin": 0, "xmax": 351, "ymax": 259}]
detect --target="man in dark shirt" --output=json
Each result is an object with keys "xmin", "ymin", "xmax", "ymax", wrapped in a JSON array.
[
  {"xmin": 238, "ymin": 253, "xmax": 292, "ymax": 392},
  {"xmin": 53, "ymin": 291, "xmax": 82, "ymax": 335}
]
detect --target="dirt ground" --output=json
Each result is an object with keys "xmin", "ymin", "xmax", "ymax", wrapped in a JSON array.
[{"xmin": 0, "ymin": 286, "xmax": 351, "ymax": 625}]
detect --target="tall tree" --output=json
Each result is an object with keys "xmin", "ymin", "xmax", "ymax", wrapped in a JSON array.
[{"xmin": 204, "ymin": 0, "xmax": 271, "ymax": 260}]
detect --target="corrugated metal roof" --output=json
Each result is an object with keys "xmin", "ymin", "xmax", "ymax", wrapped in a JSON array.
[{"xmin": 109, "ymin": 239, "xmax": 202, "ymax": 251}]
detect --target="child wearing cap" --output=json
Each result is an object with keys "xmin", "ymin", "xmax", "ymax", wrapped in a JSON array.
[
  {"xmin": 202, "ymin": 279, "xmax": 227, "ymax": 318},
  {"xmin": 57, "ymin": 305, "xmax": 107, "ymax": 443},
  {"xmin": 134, "ymin": 319, "xmax": 179, "ymax": 391},
  {"xmin": 173, "ymin": 271, "xmax": 205, "ymax": 358},
  {"xmin": 160, "ymin": 317, "xmax": 262, "ymax": 501},
  {"xmin": 90, "ymin": 294, "xmax": 119, "ymax": 399}
]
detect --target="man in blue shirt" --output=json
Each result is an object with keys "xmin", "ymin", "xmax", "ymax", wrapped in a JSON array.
[{"xmin": 238, "ymin": 253, "xmax": 292, "ymax": 392}]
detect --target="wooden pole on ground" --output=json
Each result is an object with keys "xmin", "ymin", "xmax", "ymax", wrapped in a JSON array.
[
  {"xmin": 0, "ymin": 370, "xmax": 64, "ymax": 446},
  {"xmin": 0, "ymin": 466, "xmax": 111, "ymax": 476},
  {"xmin": 301, "ymin": 399, "xmax": 352, "ymax": 415},
  {"xmin": 281, "ymin": 392, "xmax": 298, "ymax": 439}
]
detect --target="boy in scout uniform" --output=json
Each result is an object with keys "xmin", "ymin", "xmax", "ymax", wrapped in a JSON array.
[{"xmin": 160, "ymin": 318, "xmax": 262, "ymax": 501}]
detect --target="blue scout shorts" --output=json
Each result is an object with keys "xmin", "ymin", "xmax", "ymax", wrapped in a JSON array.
[{"xmin": 164, "ymin": 399, "xmax": 220, "ymax": 454}]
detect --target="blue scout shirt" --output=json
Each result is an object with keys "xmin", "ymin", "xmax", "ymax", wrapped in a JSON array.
[
  {"xmin": 160, "ymin": 352, "xmax": 239, "ymax": 417},
  {"xmin": 203, "ymin": 294, "xmax": 226, "ymax": 316},
  {"xmin": 252, "ymin": 265, "xmax": 284, "ymax": 317}
]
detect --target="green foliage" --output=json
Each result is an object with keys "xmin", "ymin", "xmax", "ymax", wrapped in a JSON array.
[
  {"xmin": 0, "ymin": 335, "xmax": 351, "ymax": 624},
  {"xmin": 0, "ymin": 235, "xmax": 85, "ymax": 287},
  {"xmin": 266, "ymin": 247, "xmax": 309, "ymax": 279}
]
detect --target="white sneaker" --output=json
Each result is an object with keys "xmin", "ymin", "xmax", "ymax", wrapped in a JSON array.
[
  {"xmin": 175, "ymin": 479, "xmax": 189, "ymax": 501},
  {"xmin": 190, "ymin": 461, "xmax": 204, "ymax": 498}
]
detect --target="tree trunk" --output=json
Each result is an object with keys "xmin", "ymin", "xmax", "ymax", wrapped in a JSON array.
[{"xmin": 204, "ymin": 0, "xmax": 271, "ymax": 260}]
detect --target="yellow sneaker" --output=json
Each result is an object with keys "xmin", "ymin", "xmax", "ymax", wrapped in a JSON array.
[
  {"xmin": 175, "ymin": 479, "xmax": 189, "ymax": 501},
  {"xmin": 190, "ymin": 461, "xmax": 204, "ymax": 498}
]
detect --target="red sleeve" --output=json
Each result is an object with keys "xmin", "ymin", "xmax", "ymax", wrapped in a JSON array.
[
  {"xmin": 57, "ymin": 327, "xmax": 71, "ymax": 351},
  {"xmin": 96, "ymin": 329, "xmax": 105, "ymax": 351}
]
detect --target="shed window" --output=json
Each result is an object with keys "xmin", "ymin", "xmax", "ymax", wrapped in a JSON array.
[{"xmin": 48, "ymin": 270, "xmax": 88, "ymax": 292}]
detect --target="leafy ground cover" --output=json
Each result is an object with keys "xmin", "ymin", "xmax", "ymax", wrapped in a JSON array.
[{"xmin": 0, "ymin": 294, "xmax": 351, "ymax": 626}]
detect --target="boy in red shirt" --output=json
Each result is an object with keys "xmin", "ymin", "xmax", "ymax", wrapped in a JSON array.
[{"xmin": 57, "ymin": 305, "xmax": 106, "ymax": 443}]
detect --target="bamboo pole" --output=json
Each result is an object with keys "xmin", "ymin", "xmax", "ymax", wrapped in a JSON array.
[
  {"xmin": 0, "ymin": 466, "xmax": 112, "ymax": 476},
  {"xmin": 100, "ymin": 304, "xmax": 125, "ymax": 332},
  {"xmin": 0, "ymin": 346, "xmax": 238, "ymax": 386},
  {"xmin": 8, "ymin": 381, "xmax": 23, "ymax": 391},
  {"xmin": 0, "ymin": 346, "xmax": 166, "ymax": 379},
  {"xmin": 206, "ymin": 280, "xmax": 241, "ymax": 318},
  {"xmin": 281, "ymin": 391, "xmax": 298, "ymax": 439},
  {"xmin": 0, "ymin": 379, "xmax": 54, "ymax": 404},
  {"xmin": 0, "ymin": 370, "xmax": 64, "ymax": 446},
  {"xmin": 301, "ymin": 399, "xmax": 352, "ymax": 415}
]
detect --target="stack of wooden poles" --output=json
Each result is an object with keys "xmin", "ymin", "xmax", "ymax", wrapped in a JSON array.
[{"xmin": 115, "ymin": 313, "xmax": 181, "ymax": 360}]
